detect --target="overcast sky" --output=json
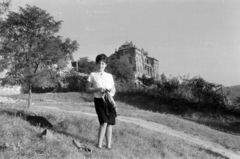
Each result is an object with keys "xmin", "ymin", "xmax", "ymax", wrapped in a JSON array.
[{"xmin": 12, "ymin": 0, "xmax": 240, "ymax": 86}]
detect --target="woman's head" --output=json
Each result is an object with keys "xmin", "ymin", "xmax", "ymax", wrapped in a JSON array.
[
  {"xmin": 95, "ymin": 54, "xmax": 108, "ymax": 72},
  {"xmin": 95, "ymin": 54, "xmax": 108, "ymax": 64}
]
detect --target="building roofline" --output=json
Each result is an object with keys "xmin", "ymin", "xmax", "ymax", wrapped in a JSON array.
[
  {"xmin": 147, "ymin": 56, "xmax": 158, "ymax": 61},
  {"xmin": 117, "ymin": 41, "xmax": 158, "ymax": 61}
]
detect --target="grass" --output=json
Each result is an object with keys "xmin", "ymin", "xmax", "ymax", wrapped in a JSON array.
[
  {"xmin": 0, "ymin": 112, "xmax": 85, "ymax": 159},
  {"xmin": 1, "ymin": 92, "xmax": 240, "ymax": 158},
  {"xmin": 4, "ymin": 93, "xmax": 240, "ymax": 151},
  {"xmin": 0, "ymin": 107, "xmax": 228, "ymax": 159}
]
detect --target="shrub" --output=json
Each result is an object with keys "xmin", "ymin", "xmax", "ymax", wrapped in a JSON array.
[
  {"xmin": 115, "ymin": 79, "xmax": 137, "ymax": 93},
  {"xmin": 61, "ymin": 71, "xmax": 88, "ymax": 92}
]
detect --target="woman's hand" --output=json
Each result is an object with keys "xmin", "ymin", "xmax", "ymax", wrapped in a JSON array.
[
  {"xmin": 98, "ymin": 87, "xmax": 106, "ymax": 93},
  {"xmin": 86, "ymin": 82, "xmax": 106, "ymax": 94}
]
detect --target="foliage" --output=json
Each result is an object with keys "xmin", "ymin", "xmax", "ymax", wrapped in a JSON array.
[
  {"xmin": 232, "ymin": 96, "xmax": 240, "ymax": 111},
  {"xmin": 137, "ymin": 74, "xmax": 155, "ymax": 87},
  {"xmin": 160, "ymin": 73, "xmax": 167, "ymax": 83},
  {"xmin": 235, "ymin": 96, "xmax": 240, "ymax": 105},
  {"xmin": 115, "ymin": 79, "xmax": 136, "ymax": 93},
  {"xmin": 62, "ymin": 71, "xmax": 88, "ymax": 92},
  {"xmin": 185, "ymin": 76, "xmax": 223, "ymax": 109},
  {"xmin": 0, "ymin": 5, "xmax": 79, "ymax": 107},
  {"xmin": 77, "ymin": 57, "xmax": 96, "ymax": 74},
  {"xmin": 0, "ymin": 0, "xmax": 11, "ymax": 15},
  {"xmin": 106, "ymin": 58, "xmax": 135, "ymax": 82},
  {"xmin": 19, "ymin": 69, "xmax": 60, "ymax": 93},
  {"xmin": 156, "ymin": 77, "xmax": 180, "ymax": 97},
  {"xmin": 0, "ymin": 0, "xmax": 11, "ymax": 71},
  {"xmin": 121, "ymin": 73, "xmax": 237, "ymax": 113}
]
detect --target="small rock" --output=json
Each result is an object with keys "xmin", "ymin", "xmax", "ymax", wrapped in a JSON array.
[
  {"xmin": 12, "ymin": 144, "xmax": 17, "ymax": 151},
  {"xmin": 4, "ymin": 143, "xmax": 9, "ymax": 148},
  {"xmin": 73, "ymin": 139, "xmax": 82, "ymax": 149},
  {"xmin": 41, "ymin": 129, "xmax": 54, "ymax": 141}
]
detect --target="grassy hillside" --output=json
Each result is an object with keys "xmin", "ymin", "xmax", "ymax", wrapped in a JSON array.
[
  {"xmin": 1, "ymin": 108, "xmax": 226, "ymax": 159},
  {"xmin": 1, "ymin": 92, "xmax": 240, "ymax": 158}
]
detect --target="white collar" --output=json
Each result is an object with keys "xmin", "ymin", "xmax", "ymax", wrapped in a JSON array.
[{"xmin": 96, "ymin": 72, "xmax": 105, "ymax": 76}]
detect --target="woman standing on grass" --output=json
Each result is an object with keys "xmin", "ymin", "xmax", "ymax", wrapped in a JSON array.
[{"xmin": 86, "ymin": 54, "xmax": 116, "ymax": 150}]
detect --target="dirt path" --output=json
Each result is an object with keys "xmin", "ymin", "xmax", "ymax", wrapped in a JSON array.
[{"xmin": 32, "ymin": 105, "xmax": 240, "ymax": 159}]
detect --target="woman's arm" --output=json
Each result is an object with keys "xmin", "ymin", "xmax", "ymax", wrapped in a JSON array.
[
  {"xmin": 110, "ymin": 84, "xmax": 116, "ymax": 96},
  {"xmin": 86, "ymin": 81, "xmax": 104, "ymax": 93}
]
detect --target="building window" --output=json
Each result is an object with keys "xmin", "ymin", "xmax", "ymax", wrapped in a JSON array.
[{"xmin": 128, "ymin": 57, "xmax": 132, "ymax": 64}]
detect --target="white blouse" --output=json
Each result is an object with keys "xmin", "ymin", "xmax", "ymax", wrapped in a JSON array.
[{"xmin": 87, "ymin": 72, "xmax": 115, "ymax": 98}]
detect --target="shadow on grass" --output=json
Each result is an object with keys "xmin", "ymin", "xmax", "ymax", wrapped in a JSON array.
[
  {"xmin": 191, "ymin": 120, "xmax": 240, "ymax": 136},
  {"xmin": 0, "ymin": 109, "xmax": 95, "ymax": 143},
  {"xmin": 0, "ymin": 109, "xmax": 17, "ymax": 116},
  {"xmin": 115, "ymin": 92, "xmax": 240, "ymax": 136},
  {"xmin": 197, "ymin": 147, "xmax": 229, "ymax": 159},
  {"xmin": 0, "ymin": 109, "xmax": 54, "ymax": 129},
  {"xmin": 0, "ymin": 108, "xmax": 95, "ymax": 157},
  {"xmin": 114, "ymin": 93, "xmax": 188, "ymax": 115}
]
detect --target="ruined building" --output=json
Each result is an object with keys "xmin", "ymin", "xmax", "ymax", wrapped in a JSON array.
[{"xmin": 110, "ymin": 41, "xmax": 159, "ymax": 79}]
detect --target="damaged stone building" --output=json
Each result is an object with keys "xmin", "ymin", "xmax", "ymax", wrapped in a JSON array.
[{"xmin": 110, "ymin": 41, "xmax": 159, "ymax": 79}]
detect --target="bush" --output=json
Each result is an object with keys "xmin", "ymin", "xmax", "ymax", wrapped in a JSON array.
[
  {"xmin": 126, "ymin": 75, "xmax": 239, "ymax": 113},
  {"xmin": 61, "ymin": 71, "xmax": 88, "ymax": 92},
  {"xmin": 115, "ymin": 79, "xmax": 137, "ymax": 93}
]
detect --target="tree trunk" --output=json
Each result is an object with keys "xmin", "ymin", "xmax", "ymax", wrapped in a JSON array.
[{"xmin": 28, "ymin": 85, "xmax": 32, "ymax": 108}]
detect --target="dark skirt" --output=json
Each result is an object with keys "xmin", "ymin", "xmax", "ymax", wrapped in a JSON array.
[{"xmin": 94, "ymin": 98, "xmax": 116, "ymax": 125}]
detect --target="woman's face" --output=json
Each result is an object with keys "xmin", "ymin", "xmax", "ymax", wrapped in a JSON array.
[{"xmin": 97, "ymin": 60, "xmax": 107, "ymax": 72}]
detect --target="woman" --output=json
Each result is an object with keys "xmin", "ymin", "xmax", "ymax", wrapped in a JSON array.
[{"xmin": 86, "ymin": 54, "xmax": 116, "ymax": 150}]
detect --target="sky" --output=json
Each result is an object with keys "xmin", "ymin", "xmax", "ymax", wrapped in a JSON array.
[{"xmin": 9, "ymin": 0, "xmax": 240, "ymax": 86}]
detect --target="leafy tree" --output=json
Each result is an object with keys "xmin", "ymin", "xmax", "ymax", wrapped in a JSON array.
[
  {"xmin": 186, "ymin": 76, "xmax": 223, "ymax": 110},
  {"xmin": 155, "ymin": 76, "xmax": 179, "ymax": 98},
  {"xmin": 137, "ymin": 74, "xmax": 155, "ymax": 87},
  {"xmin": 106, "ymin": 58, "xmax": 135, "ymax": 82},
  {"xmin": 0, "ymin": 5, "xmax": 79, "ymax": 108},
  {"xmin": 235, "ymin": 96, "xmax": 240, "ymax": 106},
  {"xmin": 77, "ymin": 57, "xmax": 96, "ymax": 74},
  {"xmin": 0, "ymin": 0, "xmax": 11, "ymax": 16},
  {"xmin": 160, "ymin": 73, "xmax": 167, "ymax": 83},
  {"xmin": 0, "ymin": 0, "xmax": 11, "ymax": 71},
  {"xmin": 62, "ymin": 71, "xmax": 88, "ymax": 92}
]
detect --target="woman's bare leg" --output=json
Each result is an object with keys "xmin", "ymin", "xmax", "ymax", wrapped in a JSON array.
[
  {"xmin": 97, "ymin": 123, "xmax": 107, "ymax": 148},
  {"xmin": 106, "ymin": 124, "xmax": 112, "ymax": 149}
]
